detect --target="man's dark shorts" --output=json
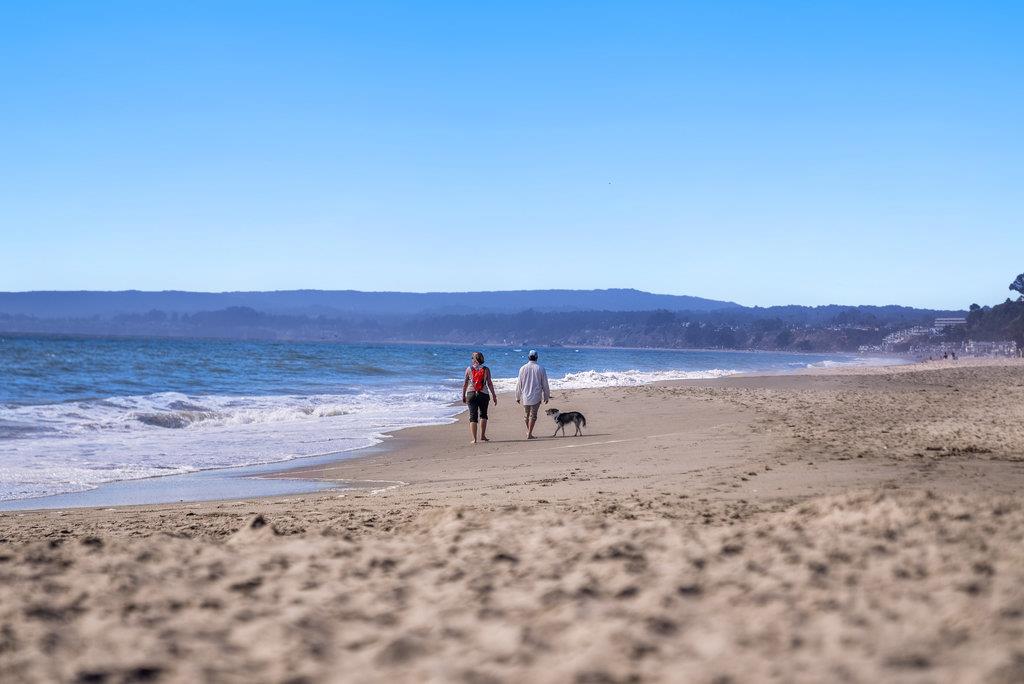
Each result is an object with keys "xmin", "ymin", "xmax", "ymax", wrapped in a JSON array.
[{"xmin": 467, "ymin": 391, "xmax": 490, "ymax": 423}]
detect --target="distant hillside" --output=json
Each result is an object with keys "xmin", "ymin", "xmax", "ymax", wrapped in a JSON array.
[
  {"xmin": 0, "ymin": 287, "xmax": 971, "ymax": 353},
  {"xmin": 0, "ymin": 288, "xmax": 740, "ymax": 318},
  {"xmin": 0, "ymin": 303, "xmax": 962, "ymax": 353}
]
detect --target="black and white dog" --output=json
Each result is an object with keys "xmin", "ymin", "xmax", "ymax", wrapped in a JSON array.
[{"xmin": 546, "ymin": 408, "xmax": 587, "ymax": 437}]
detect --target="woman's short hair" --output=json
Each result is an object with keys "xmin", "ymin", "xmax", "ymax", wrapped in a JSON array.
[{"xmin": 472, "ymin": 351, "xmax": 485, "ymax": 364}]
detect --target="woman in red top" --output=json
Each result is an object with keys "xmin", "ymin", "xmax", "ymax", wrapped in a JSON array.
[{"xmin": 461, "ymin": 351, "xmax": 497, "ymax": 444}]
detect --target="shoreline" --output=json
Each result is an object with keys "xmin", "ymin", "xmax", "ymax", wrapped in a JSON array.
[
  {"xmin": 270, "ymin": 355, "xmax": 1024, "ymax": 506},
  {"xmin": 0, "ymin": 355, "xmax": 898, "ymax": 512},
  {"xmin": 0, "ymin": 355, "xmax": 995, "ymax": 512}
]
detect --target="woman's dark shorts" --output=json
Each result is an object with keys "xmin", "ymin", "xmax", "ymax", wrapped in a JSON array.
[{"xmin": 467, "ymin": 391, "xmax": 490, "ymax": 423}]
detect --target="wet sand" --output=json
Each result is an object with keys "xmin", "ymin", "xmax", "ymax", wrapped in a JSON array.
[{"xmin": 2, "ymin": 359, "xmax": 1023, "ymax": 682}]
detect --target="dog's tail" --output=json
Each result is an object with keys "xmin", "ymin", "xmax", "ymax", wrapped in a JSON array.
[{"xmin": 580, "ymin": 415, "xmax": 587, "ymax": 427}]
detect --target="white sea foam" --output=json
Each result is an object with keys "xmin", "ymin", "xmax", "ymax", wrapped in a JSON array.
[
  {"xmin": 489, "ymin": 367, "xmax": 739, "ymax": 392},
  {"xmin": 0, "ymin": 387, "xmax": 462, "ymax": 502},
  {"xmin": 804, "ymin": 356, "xmax": 905, "ymax": 369}
]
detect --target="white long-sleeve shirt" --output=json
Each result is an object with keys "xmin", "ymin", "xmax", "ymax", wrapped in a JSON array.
[{"xmin": 515, "ymin": 361, "xmax": 550, "ymax": 405}]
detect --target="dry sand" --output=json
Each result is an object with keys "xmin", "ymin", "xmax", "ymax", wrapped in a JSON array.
[{"xmin": 2, "ymin": 359, "xmax": 1023, "ymax": 683}]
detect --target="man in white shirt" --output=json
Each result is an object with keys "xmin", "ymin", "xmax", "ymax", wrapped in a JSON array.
[{"xmin": 515, "ymin": 350, "xmax": 551, "ymax": 439}]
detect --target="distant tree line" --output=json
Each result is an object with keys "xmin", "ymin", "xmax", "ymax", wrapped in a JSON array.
[
  {"xmin": 946, "ymin": 272, "xmax": 1024, "ymax": 347},
  {"xmin": 0, "ymin": 303, "xmax": 958, "ymax": 353}
]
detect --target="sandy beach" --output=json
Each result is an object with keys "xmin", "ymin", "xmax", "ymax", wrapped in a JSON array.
[{"xmin": 2, "ymin": 359, "xmax": 1024, "ymax": 683}]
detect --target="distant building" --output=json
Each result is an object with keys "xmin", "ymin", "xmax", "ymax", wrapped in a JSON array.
[
  {"xmin": 868, "ymin": 319, "xmax": 1017, "ymax": 357},
  {"xmin": 861, "ymin": 338, "xmax": 1018, "ymax": 357},
  {"xmin": 881, "ymin": 326, "xmax": 932, "ymax": 351},
  {"xmin": 964, "ymin": 340, "xmax": 1018, "ymax": 357}
]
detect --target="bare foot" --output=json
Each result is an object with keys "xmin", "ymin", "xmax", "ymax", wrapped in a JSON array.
[
  {"xmin": 527, "ymin": 435, "xmax": 537, "ymax": 440},
  {"xmin": 470, "ymin": 439, "xmax": 477, "ymax": 444},
  {"xmin": 480, "ymin": 437, "xmax": 490, "ymax": 442}
]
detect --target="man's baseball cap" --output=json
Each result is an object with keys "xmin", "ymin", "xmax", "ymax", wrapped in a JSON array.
[{"xmin": 528, "ymin": 349, "xmax": 538, "ymax": 358}]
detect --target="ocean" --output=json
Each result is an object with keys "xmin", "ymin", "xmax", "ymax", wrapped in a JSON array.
[{"xmin": 0, "ymin": 335, "xmax": 901, "ymax": 503}]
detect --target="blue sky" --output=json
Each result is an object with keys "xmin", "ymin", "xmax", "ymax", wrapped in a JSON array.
[{"xmin": 1, "ymin": 1, "xmax": 1020, "ymax": 309}]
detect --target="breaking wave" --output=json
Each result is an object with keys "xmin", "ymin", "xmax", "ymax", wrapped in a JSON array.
[
  {"xmin": 804, "ymin": 356, "xmax": 906, "ymax": 369},
  {"xmin": 490, "ymin": 367, "xmax": 738, "ymax": 392},
  {"xmin": 0, "ymin": 387, "xmax": 462, "ymax": 502}
]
